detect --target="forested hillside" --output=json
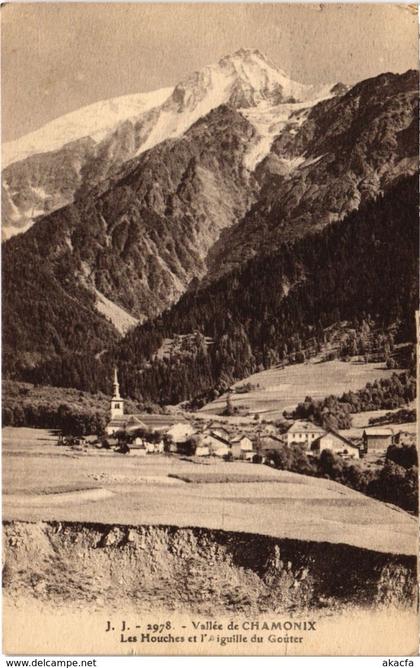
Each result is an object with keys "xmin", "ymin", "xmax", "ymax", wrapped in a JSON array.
[
  {"xmin": 2, "ymin": 380, "xmax": 161, "ymax": 434},
  {"xmin": 18, "ymin": 175, "xmax": 418, "ymax": 404}
]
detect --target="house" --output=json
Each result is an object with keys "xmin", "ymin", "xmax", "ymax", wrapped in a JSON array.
[
  {"xmin": 130, "ymin": 438, "xmax": 145, "ymax": 449},
  {"xmin": 210, "ymin": 426, "xmax": 231, "ymax": 440},
  {"xmin": 199, "ymin": 433, "xmax": 231, "ymax": 455},
  {"xmin": 169, "ymin": 440, "xmax": 180, "ymax": 453},
  {"xmin": 311, "ymin": 430, "xmax": 360, "ymax": 459},
  {"xmin": 137, "ymin": 414, "xmax": 189, "ymax": 433},
  {"xmin": 165, "ymin": 422, "xmax": 195, "ymax": 444},
  {"xmin": 196, "ymin": 445, "xmax": 210, "ymax": 457},
  {"xmin": 362, "ymin": 428, "xmax": 395, "ymax": 452},
  {"xmin": 230, "ymin": 434, "xmax": 253, "ymax": 459},
  {"xmin": 214, "ymin": 445, "xmax": 231, "ymax": 458},
  {"xmin": 287, "ymin": 420, "xmax": 325, "ymax": 448},
  {"xmin": 259, "ymin": 435, "xmax": 285, "ymax": 453}
]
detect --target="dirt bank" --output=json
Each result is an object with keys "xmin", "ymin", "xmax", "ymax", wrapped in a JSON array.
[{"xmin": 3, "ymin": 521, "xmax": 417, "ymax": 615}]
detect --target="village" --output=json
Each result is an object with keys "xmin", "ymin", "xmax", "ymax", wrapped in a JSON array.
[{"xmin": 59, "ymin": 369, "xmax": 407, "ymax": 466}]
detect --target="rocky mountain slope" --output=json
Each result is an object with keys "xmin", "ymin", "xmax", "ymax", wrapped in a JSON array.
[
  {"xmin": 206, "ymin": 70, "xmax": 418, "ymax": 279},
  {"xmin": 2, "ymin": 52, "xmax": 418, "ymax": 394},
  {"xmin": 2, "ymin": 48, "xmax": 331, "ymax": 240},
  {"xmin": 3, "ymin": 104, "xmax": 257, "ymax": 353}
]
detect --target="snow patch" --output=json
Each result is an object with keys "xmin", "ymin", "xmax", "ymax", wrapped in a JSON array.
[
  {"xmin": 153, "ymin": 254, "xmax": 186, "ymax": 293},
  {"xmin": 3, "ymin": 87, "xmax": 174, "ymax": 168},
  {"xmin": 278, "ymin": 156, "xmax": 307, "ymax": 173},
  {"xmin": 30, "ymin": 185, "xmax": 48, "ymax": 199},
  {"xmin": 80, "ymin": 261, "xmax": 92, "ymax": 280},
  {"xmin": 300, "ymin": 154, "xmax": 326, "ymax": 169},
  {"xmin": 240, "ymin": 101, "xmax": 309, "ymax": 171},
  {"xmin": 2, "ymin": 192, "xmax": 22, "ymax": 223},
  {"xmin": 2, "ymin": 219, "xmax": 34, "ymax": 241},
  {"xmin": 241, "ymin": 86, "xmax": 335, "ymax": 171},
  {"xmin": 64, "ymin": 234, "xmax": 73, "ymax": 252}
]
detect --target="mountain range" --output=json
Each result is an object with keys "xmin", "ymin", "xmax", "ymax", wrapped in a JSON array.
[
  {"xmin": 2, "ymin": 49, "xmax": 418, "ymax": 401},
  {"xmin": 2, "ymin": 49, "xmax": 333, "ymax": 240}
]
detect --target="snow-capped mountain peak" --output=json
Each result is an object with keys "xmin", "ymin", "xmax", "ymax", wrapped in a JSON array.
[
  {"xmin": 2, "ymin": 48, "xmax": 336, "ymax": 240},
  {"xmin": 218, "ymin": 47, "xmax": 302, "ymax": 103},
  {"xmin": 3, "ymin": 47, "xmax": 323, "ymax": 170},
  {"xmin": 168, "ymin": 47, "xmax": 317, "ymax": 113},
  {"xmin": 137, "ymin": 48, "xmax": 330, "ymax": 154}
]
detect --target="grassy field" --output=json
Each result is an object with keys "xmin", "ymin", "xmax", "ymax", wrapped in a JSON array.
[
  {"xmin": 3, "ymin": 427, "xmax": 417, "ymax": 556},
  {"xmin": 200, "ymin": 359, "xmax": 401, "ymax": 420},
  {"xmin": 340, "ymin": 404, "xmax": 417, "ymax": 438}
]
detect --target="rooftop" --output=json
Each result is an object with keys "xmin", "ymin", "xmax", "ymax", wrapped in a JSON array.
[
  {"xmin": 288, "ymin": 420, "xmax": 325, "ymax": 434},
  {"xmin": 132, "ymin": 414, "xmax": 188, "ymax": 429},
  {"xmin": 231, "ymin": 434, "xmax": 251, "ymax": 443},
  {"xmin": 364, "ymin": 428, "xmax": 394, "ymax": 437},
  {"xmin": 107, "ymin": 415, "xmax": 147, "ymax": 429},
  {"xmin": 315, "ymin": 429, "xmax": 359, "ymax": 450}
]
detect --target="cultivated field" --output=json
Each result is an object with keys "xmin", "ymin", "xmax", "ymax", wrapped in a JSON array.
[
  {"xmin": 3, "ymin": 427, "xmax": 417, "ymax": 556},
  {"xmin": 340, "ymin": 404, "xmax": 417, "ymax": 439},
  {"xmin": 200, "ymin": 359, "xmax": 401, "ymax": 420}
]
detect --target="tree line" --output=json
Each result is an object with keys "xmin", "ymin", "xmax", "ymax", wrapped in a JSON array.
[{"xmin": 291, "ymin": 371, "xmax": 416, "ymax": 430}]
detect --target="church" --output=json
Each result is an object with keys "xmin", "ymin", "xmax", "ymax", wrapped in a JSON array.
[
  {"xmin": 105, "ymin": 369, "xmax": 190, "ymax": 435},
  {"xmin": 105, "ymin": 369, "xmax": 147, "ymax": 435}
]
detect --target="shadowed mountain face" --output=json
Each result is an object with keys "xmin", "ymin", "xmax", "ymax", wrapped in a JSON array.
[
  {"xmin": 2, "ymin": 56, "xmax": 419, "ymax": 392},
  {"xmin": 4, "ymin": 104, "xmax": 256, "ymax": 323},
  {"xmin": 3, "ymin": 104, "xmax": 257, "ymax": 378},
  {"xmin": 205, "ymin": 70, "xmax": 418, "ymax": 280}
]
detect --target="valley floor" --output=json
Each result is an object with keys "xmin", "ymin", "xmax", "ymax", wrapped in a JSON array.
[
  {"xmin": 3, "ymin": 426, "xmax": 418, "ymax": 655},
  {"xmin": 3, "ymin": 427, "xmax": 417, "ymax": 556}
]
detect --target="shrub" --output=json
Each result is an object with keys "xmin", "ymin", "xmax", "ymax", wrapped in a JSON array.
[{"xmin": 387, "ymin": 443, "xmax": 418, "ymax": 468}]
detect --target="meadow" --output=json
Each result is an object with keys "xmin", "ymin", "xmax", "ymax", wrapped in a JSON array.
[
  {"xmin": 200, "ymin": 359, "xmax": 400, "ymax": 420},
  {"xmin": 3, "ymin": 427, "xmax": 416, "ymax": 556}
]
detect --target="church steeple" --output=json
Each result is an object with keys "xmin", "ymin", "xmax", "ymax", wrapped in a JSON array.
[
  {"xmin": 113, "ymin": 367, "xmax": 121, "ymax": 399},
  {"xmin": 111, "ymin": 368, "xmax": 124, "ymax": 419}
]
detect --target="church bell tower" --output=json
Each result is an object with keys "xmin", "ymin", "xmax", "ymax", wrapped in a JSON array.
[{"xmin": 111, "ymin": 368, "xmax": 124, "ymax": 419}]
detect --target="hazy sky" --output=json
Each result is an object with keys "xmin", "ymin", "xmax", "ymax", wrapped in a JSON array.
[{"xmin": 2, "ymin": 3, "xmax": 418, "ymax": 142}]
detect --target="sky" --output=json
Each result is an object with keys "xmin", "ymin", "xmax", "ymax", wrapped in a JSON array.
[{"xmin": 2, "ymin": 3, "xmax": 418, "ymax": 142}]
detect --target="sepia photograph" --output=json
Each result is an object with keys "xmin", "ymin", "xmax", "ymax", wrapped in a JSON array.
[{"xmin": 1, "ymin": 2, "xmax": 419, "ymax": 656}]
